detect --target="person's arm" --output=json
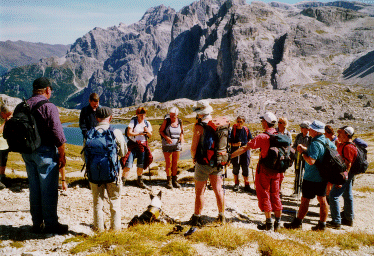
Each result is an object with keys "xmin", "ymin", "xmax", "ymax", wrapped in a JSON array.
[
  {"xmin": 79, "ymin": 108, "xmax": 88, "ymax": 137},
  {"xmin": 159, "ymin": 120, "xmax": 172, "ymax": 144},
  {"xmin": 231, "ymin": 143, "xmax": 250, "ymax": 159},
  {"xmin": 59, "ymin": 167, "xmax": 67, "ymax": 191},
  {"xmin": 297, "ymin": 144, "xmax": 316, "ymax": 165},
  {"xmin": 58, "ymin": 143, "xmax": 66, "ymax": 169},
  {"xmin": 144, "ymin": 121, "xmax": 152, "ymax": 137}
]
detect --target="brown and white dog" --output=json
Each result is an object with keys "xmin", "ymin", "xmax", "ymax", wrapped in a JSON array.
[{"xmin": 128, "ymin": 191, "xmax": 175, "ymax": 227}]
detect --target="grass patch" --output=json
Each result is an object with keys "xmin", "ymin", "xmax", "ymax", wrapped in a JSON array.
[
  {"xmin": 354, "ymin": 186, "xmax": 374, "ymax": 193},
  {"xmin": 159, "ymin": 239, "xmax": 197, "ymax": 256},
  {"xmin": 9, "ymin": 241, "xmax": 24, "ymax": 248},
  {"xmin": 281, "ymin": 229, "xmax": 374, "ymax": 251}
]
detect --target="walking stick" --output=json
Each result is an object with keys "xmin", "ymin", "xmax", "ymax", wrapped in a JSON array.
[{"xmin": 295, "ymin": 161, "xmax": 304, "ymax": 218}]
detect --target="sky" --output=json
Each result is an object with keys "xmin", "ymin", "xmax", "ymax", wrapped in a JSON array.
[{"xmin": 1, "ymin": 0, "xmax": 307, "ymax": 45}]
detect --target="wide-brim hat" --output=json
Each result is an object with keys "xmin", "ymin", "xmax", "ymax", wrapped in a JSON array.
[
  {"xmin": 309, "ymin": 120, "xmax": 325, "ymax": 133},
  {"xmin": 193, "ymin": 100, "xmax": 213, "ymax": 115}
]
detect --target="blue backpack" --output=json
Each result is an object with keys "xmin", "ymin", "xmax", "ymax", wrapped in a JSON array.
[{"xmin": 83, "ymin": 126, "xmax": 120, "ymax": 185}]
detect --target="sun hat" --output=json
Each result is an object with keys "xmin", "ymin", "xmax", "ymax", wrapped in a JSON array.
[
  {"xmin": 193, "ymin": 100, "xmax": 213, "ymax": 115},
  {"xmin": 300, "ymin": 121, "xmax": 310, "ymax": 129},
  {"xmin": 309, "ymin": 120, "xmax": 325, "ymax": 133},
  {"xmin": 260, "ymin": 112, "xmax": 277, "ymax": 124},
  {"xmin": 96, "ymin": 106, "xmax": 112, "ymax": 119},
  {"xmin": 170, "ymin": 107, "xmax": 179, "ymax": 115}
]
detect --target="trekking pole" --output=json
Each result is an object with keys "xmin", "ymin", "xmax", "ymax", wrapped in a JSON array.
[{"xmin": 295, "ymin": 161, "xmax": 304, "ymax": 218}]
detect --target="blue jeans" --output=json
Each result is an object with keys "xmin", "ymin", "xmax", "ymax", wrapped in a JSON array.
[
  {"xmin": 125, "ymin": 148, "xmax": 145, "ymax": 169},
  {"xmin": 329, "ymin": 174, "xmax": 354, "ymax": 224},
  {"xmin": 22, "ymin": 145, "xmax": 59, "ymax": 227}
]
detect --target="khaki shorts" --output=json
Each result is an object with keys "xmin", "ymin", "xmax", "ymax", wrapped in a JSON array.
[{"xmin": 194, "ymin": 163, "xmax": 223, "ymax": 182}]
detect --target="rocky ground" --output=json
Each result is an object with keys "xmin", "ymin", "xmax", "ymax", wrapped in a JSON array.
[{"xmin": 1, "ymin": 145, "xmax": 374, "ymax": 255}]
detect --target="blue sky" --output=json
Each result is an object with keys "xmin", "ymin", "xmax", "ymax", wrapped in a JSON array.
[{"xmin": 1, "ymin": 0, "xmax": 303, "ymax": 45}]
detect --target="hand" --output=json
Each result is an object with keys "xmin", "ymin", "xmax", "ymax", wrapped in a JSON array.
[
  {"xmin": 165, "ymin": 137, "xmax": 173, "ymax": 144},
  {"xmin": 335, "ymin": 184, "xmax": 343, "ymax": 189},
  {"xmin": 144, "ymin": 126, "xmax": 149, "ymax": 133}
]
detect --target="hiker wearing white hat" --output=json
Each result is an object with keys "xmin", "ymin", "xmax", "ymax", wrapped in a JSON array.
[
  {"xmin": 231, "ymin": 112, "xmax": 283, "ymax": 231},
  {"xmin": 285, "ymin": 120, "xmax": 337, "ymax": 231},
  {"xmin": 327, "ymin": 126, "xmax": 357, "ymax": 229}
]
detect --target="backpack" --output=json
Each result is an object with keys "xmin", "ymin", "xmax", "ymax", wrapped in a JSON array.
[
  {"xmin": 196, "ymin": 117, "xmax": 230, "ymax": 169},
  {"xmin": 260, "ymin": 132, "xmax": 294, "ymax": 173},
  {"xmin": 3, "ymin": 99, "xmax": 49, "ymax": 154},
  {"xmin": 125, "ymin": 116, "xmax": 149, "ymax": 141},
  {"xmin": 342, "ymin": 141, "xmax": 368, "ymax": 175},
  {"xmin": 315, "ymin": 140, "xmax": 348, "ymax": 185},
  {"xmin": 83, "ymin": 126, "xmax": 120, "ymax": 185}
]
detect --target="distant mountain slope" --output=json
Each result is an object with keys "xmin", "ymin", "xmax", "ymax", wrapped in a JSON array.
[
  {"xmin": 0, "ymin": 40, "xmax": 69, "ymax": 75},
  {"xmin": 0, "ymin": 0, "xmax": 373, "ymax": 109}
]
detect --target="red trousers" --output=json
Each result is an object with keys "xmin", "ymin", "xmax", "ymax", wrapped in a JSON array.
[{"xmin": 255, "ymin": 163, "xmax": 283, "ymax": 213}]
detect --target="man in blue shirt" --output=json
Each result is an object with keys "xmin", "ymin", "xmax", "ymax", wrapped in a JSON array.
[{"xmin": 284, "ymin": 120, "xmax": 336, "ymax": 231}]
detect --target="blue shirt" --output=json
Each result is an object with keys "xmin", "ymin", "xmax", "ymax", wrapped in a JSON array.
[{"xmin": 303, "ymin": 134, "xmax": 337, "ymax": 183}]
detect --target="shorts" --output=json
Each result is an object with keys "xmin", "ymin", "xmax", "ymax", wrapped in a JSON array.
[
  {"xmin": 302, "ymin": 179, "xmax": 328, "ymax": 199},
  {"xmin": 0, "ymin": 149, "xmax": 9, "ymax": 167},
  {"xmin": 124, "ymin": 149, "xmax": 145, "ymax": 169},
  {"xmin": 194, "ymin": 163, "xmax": 223, "ymax": 182}
]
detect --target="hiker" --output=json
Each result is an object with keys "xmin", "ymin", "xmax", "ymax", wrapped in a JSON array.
[
  {"xmin": 291, "ymin": 121, "xmax": 311, "ymax": 196},
  {"xmin": 284, "ymin": 120, "xmax": 336, "ymax": 231},
  {"xmin": 0, "ymin": 104, "xmax": 13, "ymax": 190},
  {"xmin": 20, "ymin": 77, "xmax": 68, "ymax": 234},
  {"xmin": 231, "ymin": 112, "xmax": 283, "ymax": 231},
  {"xmin": 327, "ymin": 126, "xmax": 357, "ymax": 229},
  {"xmin": 159, "ymin": 107, "xmax": 184, "ymax": 189},
  {"xmin": 79, "ymin": 93, "xmax": 100, "ymax": 139},
  {"xmin": 276, "ymin": 117, "xmax": 292, "ymax": 141},
  {"xmin": 324, "ymin": 125, "xmax": 337, "ymax": 203},
  {"xmin": 83, "ymin": 106, "xmax": 127, "ymax": 232},
  {"xmin": 229, "ymin": 116, "xmax": 255, "ymax": 194},
  {"xmin": 122, "ymin": 107, "xmax": 153, "ymax": 189},
  {"xmin": 189, "ymin": 100, "xmax": 225, "ymax": 226}
]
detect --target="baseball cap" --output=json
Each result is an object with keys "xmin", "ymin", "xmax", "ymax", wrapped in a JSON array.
[
  {"xmin": 260, "ymin": 112, "xmax": 277, "ymax": 124},
  {"xmin": 300, "ymin": 121, "xmax": 310, "ymax": 129},
  {"xmin": 342, "ymin": 126, "xmax": 354, "ymax": 136},
  {"xmin": 193, "ymin": 100, "xmax": 213, "ymax": 115},
  {"xmin": 33, "ymin": 77, "xmax": 52, "ymax": 90}
]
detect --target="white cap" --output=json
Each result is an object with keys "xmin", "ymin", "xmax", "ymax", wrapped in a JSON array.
[
  {"xmin": 344, "ymin": 126, "xmax": 354, "ymax": 136},
  {"xmin": 309, "ymin": 120, "xmax": 325, "ymax": 133},
  {"xmin": 170, "ymin": 107, "xmax": 179, "ymax": 115},
  {"xmin": 193, "ymin": 100, "xmax": 213, "ymax": 115},
  {"xmin": 300, "ymin": 120, "xmax": 310, "ymax": 129},
  {"xmin": 260, "ymin": 112, "xmax": 277, "ymax": 124}
]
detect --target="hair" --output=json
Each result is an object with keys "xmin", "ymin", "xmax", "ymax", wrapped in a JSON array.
[
  {"xmin": 278, "ymin": 117, "xmax": 288, "ymax": 128},
  {"xmin": 89, "ymin": 93, "xmax": 100, "ymax": 102},
  {"xmin": 170, "ymin": 107, "xmax": 179, "ymax": 115},
  {"xmin": 237, "ymin": 116, "xmax": 246, "ymax": 122},
  {"xmin": 136, "ymin": 107, "xmax": 147, "ymax": 115},
  {"xmin": 325, "ymin": 125, "xmax": 334, "ymax": 135},
  {"xmin": 33, "ymin": 88, "xmax": 48, "ymax": 95}
]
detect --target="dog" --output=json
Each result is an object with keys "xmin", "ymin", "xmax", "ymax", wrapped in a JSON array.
[{"xmin": 128, "ymin": 191, "xmax": 175, "ymax": 227}]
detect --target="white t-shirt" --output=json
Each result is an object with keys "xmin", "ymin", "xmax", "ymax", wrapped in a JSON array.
[{"xmin": 128, "ymin": 119, "xmax": 152, "ymax": 142}]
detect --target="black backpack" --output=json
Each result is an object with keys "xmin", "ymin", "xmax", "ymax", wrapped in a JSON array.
[
  {"xmin": 342, "ymin": 141, "xmax": 368, "ymax": 175},
  {"xmin": 196, "ymin": 117, "xmax": 230, "ymax": 169},
  {"xmin": 3, "ymin": 99, "xmax": 49, "ymax": 154},
  {"xmin": 260, "ymin": 132, "xmax": 294, "ymax": 173},
  {"xmin": 315, "ymin": 140, "xmax": 348, "ymax": 185}
]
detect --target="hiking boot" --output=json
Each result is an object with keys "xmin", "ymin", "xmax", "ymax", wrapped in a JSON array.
[
  {"xmin": 43, "ymin": 223, "xmax": 69, "ymax": 235},
  {"xmin": 136, "ymin": 176, "xmax": 148, "ymax": 189},
  {"xmin": 233, "ymin": 184, "xmax": 239, "ymax": 192},
  {"xmin": 172, "ymin": 176, "xmax": 181, "ymax": 188},
  {"xmin": 257, "ymin": 221, "xmax": 273, "ymax": 231},
  {"xmin": 244, "ymin": 185, "xmax": 256, "ymax": 195},
  {"xmin": 341, "ymin": 218, "xmax": 353, "ymax": 227},
  {"xmin": 30, "ymin": 223, "xmax": 44, "ymax": 234},
  {"xmin": 274, "ymin": 221, "xmax": 281, "ymax": 231},
  {"xmin": 216, "ymin": 214, "xmax": 226, "ymax": 225},
  {"xmin": 311, "ymin": 221, "xmax": 326, "ymax": 231},
  {"xmin": 122, "ymin": 178, "xmax": 126, "ymax": 187},
  {"xmin": 166, "ymin": 176, "xmax": 172, "ymax": 189},
  {"xmin": 188, "ymin": 215, "xmax": 203, "ymax": 227},
  {"xmin": 326, "ymin": 221, "xmax": 341, "ymax": 230},
  {"xmin": 284, "ymin": 218, "xmax": 302, "ymax": 230}
]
